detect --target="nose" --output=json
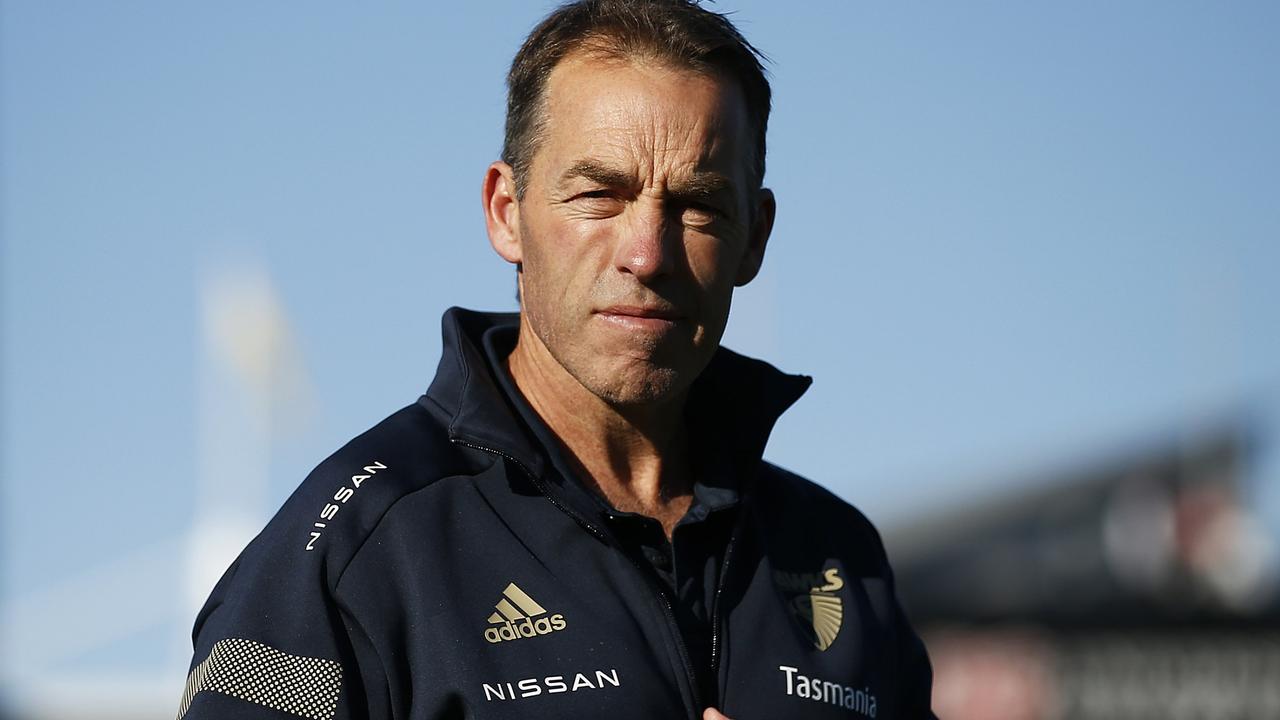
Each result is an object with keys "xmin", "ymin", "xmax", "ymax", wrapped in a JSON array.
[{"xmin": 613, "ymin": 202, "xmax": 679, "ymax": 282}]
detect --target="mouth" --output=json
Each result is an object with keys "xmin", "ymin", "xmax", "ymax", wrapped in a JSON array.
[{"xmin": 594, "ymin": 304, "xmax": 684, "ymax": 332}]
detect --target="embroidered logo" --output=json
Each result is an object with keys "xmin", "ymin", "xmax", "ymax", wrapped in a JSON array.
[
  {"xmin": 483, "ymin": 582, "xmax": 567, "ymax": 644},
  {"xmin": 773, "ymin": 567, "xmax": 845, "ymax": 651}
]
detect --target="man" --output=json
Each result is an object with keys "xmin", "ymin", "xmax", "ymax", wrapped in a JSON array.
[{"xmin": 179, "ymin": 2, "xmax": 935, "ymax": 719}]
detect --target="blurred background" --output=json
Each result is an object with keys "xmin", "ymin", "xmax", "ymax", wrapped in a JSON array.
[{"xmin": 2, "ymin": 2, "xmax": 1278, "ymax": 718}]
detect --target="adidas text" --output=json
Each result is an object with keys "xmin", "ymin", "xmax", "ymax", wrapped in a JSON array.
[
  {"xmin": 484, "ymin": 614, "xmax": 567, "ymax": 643},
  {"xmin": 484, "ymin": 582, "xmax": 567, "ymax": 643}
]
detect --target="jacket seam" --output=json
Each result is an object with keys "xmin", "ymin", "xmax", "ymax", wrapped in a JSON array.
[
  {"xmin": 445, "ymin": 314, "xmax": 472, "ymax": 439},
  {"xmin": 332, "ymin": 473, "xmax": 477, "ymax": 589},
  {"xmin": 333, "ymin": 588, "xmax": 397, "ymax": 720}
]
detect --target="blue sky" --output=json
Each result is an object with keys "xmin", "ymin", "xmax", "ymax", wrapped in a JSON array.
[{"xmin": 2, "ymin": 1, "xmax": 1278, "ymax": 714}]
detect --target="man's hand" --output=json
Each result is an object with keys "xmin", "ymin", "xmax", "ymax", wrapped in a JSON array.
[{"xmin": 703, "ymin": 709, "xmax": 734, "ymax": 720}]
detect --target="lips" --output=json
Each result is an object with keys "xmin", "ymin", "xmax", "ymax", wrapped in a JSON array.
[
  {"xmin": 596, "ymin": 304, "xmax": 682, "ymax": 320},
  {"xmin": 594, "ymin": 304, "xmax": 684, "ymax": 332}
]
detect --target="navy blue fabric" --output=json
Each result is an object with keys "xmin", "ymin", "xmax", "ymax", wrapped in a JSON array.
[
  {"xmin": 182, "ymin": 307, "xmax": 936, "ymax": 720},
  {"xmin": 479, "ymin": 321, "xmax": 736, "ymax": 705}
]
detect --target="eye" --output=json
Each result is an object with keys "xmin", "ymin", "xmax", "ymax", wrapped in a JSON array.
[
  {"xmin": 568, "ymin": 189, "xmax": 625, "ymax": 216},
  {"xmin": 570, "ymin": 185, "xmax": 619, "ymax": 199},
  {"xmin": 681, "ymin": 202, "xmax": 723, "ymax": 226},
  {"xmin": 571, "ymin": 189, "xmax": 622, "ymax": 205}
]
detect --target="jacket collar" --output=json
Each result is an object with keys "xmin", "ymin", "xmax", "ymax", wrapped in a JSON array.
[{"xmin": 423, "ymin": 306, "xmax": 812, "ymax": 493}]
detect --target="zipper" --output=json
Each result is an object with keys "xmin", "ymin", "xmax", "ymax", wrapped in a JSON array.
[
  {"xmin": 450, "ymin": 437, "xmax": 609, "ymax": 543},
  {"xmin": 709, "ymin": 505, "xmax": 747, "ymax": 709},
  {"xmin": 709, "ymin": 531, "xmax": 736, "ymax": 672},
  {"xmin": 452, "ymin": 436, "xmax": 703, "ymax": 719},
  {"xmin": 620, "ymin": 543, "xmax": 703, "ymax": 717}
]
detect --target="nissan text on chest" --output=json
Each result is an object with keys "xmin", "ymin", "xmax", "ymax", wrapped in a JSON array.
[{"xmin": 178, "ymin": 2, "xmax": 938, "ymax": 719}]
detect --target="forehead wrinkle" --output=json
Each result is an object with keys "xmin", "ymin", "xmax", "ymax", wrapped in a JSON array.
[
  {"xmin": 541, "ymin": 57, "xmax": 746, "ymax": 195},
  {"xmin": 647, "ymin": 109, "xmax": 718, "ymax": 177},
  {"xmin": 583, "ymin": 82, "xmax": 722, "ymax": 188},
  {"xmin": 631, "ymin": 131, "xmax": 736, "ymax": 199}
]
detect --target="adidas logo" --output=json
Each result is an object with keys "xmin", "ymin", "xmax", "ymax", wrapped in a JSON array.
[{"xmin": 483, "ymin": 582, "xmax": 567, "ymax": 644}]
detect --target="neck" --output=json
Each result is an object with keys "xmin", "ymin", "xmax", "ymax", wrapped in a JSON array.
[{"xmin": 506, "ymin": 317, "xmax": 693, "ymax": 535}]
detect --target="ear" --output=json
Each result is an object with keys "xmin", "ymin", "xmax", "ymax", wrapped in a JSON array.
[
  {"xmin": 483, "ymin": 161, "xmax": 522, "ymax": 264},
  {"xmin": 734, "ymin": 187, "xmax": 775, "ymax": 286}
]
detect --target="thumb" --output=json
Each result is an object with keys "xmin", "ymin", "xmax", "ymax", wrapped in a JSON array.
[{"xmin": 703, "ymin": 709, "xmax": 733, "ymax": 720}]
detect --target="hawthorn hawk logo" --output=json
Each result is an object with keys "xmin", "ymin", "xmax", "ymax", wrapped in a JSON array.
[{"xmin": 773, "ymin": 566, "xmax": 845, "ymax": 651}]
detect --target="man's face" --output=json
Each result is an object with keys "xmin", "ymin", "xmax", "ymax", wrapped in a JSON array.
[{"xmin": 489, "ymin": 53, "xmax": 773, "ymax": 407}]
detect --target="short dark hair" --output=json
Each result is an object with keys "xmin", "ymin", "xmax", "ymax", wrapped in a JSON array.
[{"xmin": 502, "ymin": 0, "xmax": 771, "ymax": 198}]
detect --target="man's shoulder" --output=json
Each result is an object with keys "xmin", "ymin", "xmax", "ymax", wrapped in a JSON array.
[
  {"xmin": 757, "ymin": 461, "xmax": 874, "ymax": 521},
  {"xmin": 249, "ymin": 398, "xmax": 490, "ymax": 574},
  {"xmin": 755, "ymin": 460, "xmax": 889, "ymax": 560},
  {"xmin": 303, "ymin": 398, "xmax": 463, "ymax": 493}
]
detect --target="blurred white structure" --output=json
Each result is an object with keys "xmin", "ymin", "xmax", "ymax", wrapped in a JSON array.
[
  {"xmin": 186, "ymin": 260, "xmax": 313, "ymax": 630},
  {"xmin": 1, "ymin": 260, "xmax": 312, "ymax": 720}
]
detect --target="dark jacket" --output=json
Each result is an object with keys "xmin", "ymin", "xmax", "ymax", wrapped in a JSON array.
[{"xmin": 179, "ymin": 308, "xmax": 935, "ymax": 720}]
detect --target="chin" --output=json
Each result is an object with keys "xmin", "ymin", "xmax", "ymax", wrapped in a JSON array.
[{"xmin": 584, "ymin": 363, "xmax": 685, "ymax": 408}]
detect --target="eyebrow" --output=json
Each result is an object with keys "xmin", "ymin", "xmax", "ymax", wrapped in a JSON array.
[
  {"xmin": 558, "ymin": 159, "xmax": 737, "ymax": 200},
  {"xmin": 558, "ymin": 160, "xmax": 635, "ymax": 191},
  {"xmin": 670, "ymin": 171, "xmax": 735, "ymax": 201}
]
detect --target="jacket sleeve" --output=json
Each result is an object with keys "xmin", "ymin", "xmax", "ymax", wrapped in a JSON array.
[
  {"xmin": 865, "ymin": 505, "xmax": 938, "ymax": 720},
  {"xmin": 891, "ymin": 593, "xmax": 938, "ymax": 720},
  {"xmin": 176, "ymin": 529, "xmax": 386, "ymax": 720}
]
